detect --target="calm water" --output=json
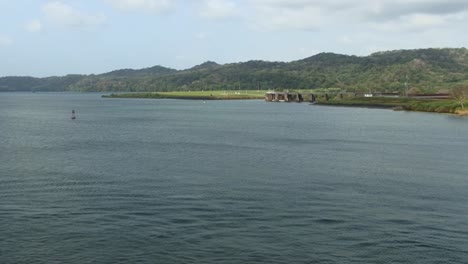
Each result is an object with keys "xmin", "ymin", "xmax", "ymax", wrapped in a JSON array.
[{"xmin": 1, "ymin": 93, "xmax": 468, "ymax": 263}]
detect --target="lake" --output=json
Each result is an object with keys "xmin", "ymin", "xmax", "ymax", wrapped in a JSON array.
[{"xmin": 1, "ymin": 93, "xmax": 468, "ymax": 263}]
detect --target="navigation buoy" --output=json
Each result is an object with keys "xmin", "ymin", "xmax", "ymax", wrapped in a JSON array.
[{"xmin": 71, "ymin": 109, "xmax": 76, "ymax": 120}]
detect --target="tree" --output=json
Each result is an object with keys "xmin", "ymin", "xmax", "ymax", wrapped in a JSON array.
[{"xmin": 452, "ymin": 86, "xmax": 468, "ymax": 109}]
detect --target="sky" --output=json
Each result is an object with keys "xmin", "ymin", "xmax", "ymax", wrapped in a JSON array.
[{"xmin": 1, "ymin": 0, "xmax": 467, "ymax": 77}]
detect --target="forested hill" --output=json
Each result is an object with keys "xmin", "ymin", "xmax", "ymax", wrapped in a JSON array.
[{"xmin": 2, "ymin": 48, "xmax": 468, "ymax": 93}]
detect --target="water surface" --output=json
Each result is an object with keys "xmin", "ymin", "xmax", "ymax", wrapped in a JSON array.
[{"xmin": 1, "ymin": 93, "xmax": 468, "ymax": 263}]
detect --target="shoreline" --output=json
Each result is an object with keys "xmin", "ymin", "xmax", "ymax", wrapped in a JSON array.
[
  {"xmin": 314, "ymin": 102, "xmax": 396, "ymax": 110},
  {"xmin": 315, "ymin": 100, "xmax": 468, "ymax": 116},
  {"xmin": 102, "ymin": 92, "xmax": 467, "ymax": 116},
  {"xmin": 102, "ymin": 92, "xmax": 264, "ymax": 100}
]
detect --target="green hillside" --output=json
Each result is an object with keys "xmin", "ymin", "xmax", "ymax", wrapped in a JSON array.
[{"xmin": 1, "ymin": 48, "xmax": 468, "ymax": 93}]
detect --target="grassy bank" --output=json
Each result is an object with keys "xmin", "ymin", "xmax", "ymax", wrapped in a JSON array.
[
  {"xmin": 102, "ymin": 90, "xmax": 265, "ymax": 100},
  {"xmin": 316, "ymin": 97, "xmax": 467, "ymax": 115},
  {"xmin": 405, "ymin": 100, "xmax": 461, "ymax": 114},
  {"xmin": 316, "ymin": 97, "xmax": 415, "ymax": 108}
]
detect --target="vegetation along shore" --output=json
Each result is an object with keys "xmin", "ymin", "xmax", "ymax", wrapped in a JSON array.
[
  {"xmin": 313, "ymin": 87, "xmax": 468, "ymax": 116},
  {"xmin": 316, "ymin": 97, "xmax": 468, "ymax": 115},
  {"xmin": 103, "ymin": 87, "xmax": 468, "ymax": 116}
]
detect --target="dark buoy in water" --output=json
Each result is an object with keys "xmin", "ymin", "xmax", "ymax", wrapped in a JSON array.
[{"xmin": 71, "ymin": 109, "xmax": 76, "ymax": 120}]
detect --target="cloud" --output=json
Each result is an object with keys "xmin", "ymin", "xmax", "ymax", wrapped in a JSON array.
[
  {"xmin": 362, "ymin": 0, "xmax": 468, "ymax": 33},
  {"xmin": 198, "ymin": 0, "xmax": 237, "ymax": 19},
  {"xmin": 365, "ymin": 0, "xmax": 468, "ymax": 21},
  {"xmin": 250, "ymin": 0, "xmax": 352, "ymax": 11},
  {"xmin": 247, "ymin": 0, "xmax": 468, "ymax": 32},
  {"xmin": 0, "ymin": 35, "xmax": 13, "ymax": 47},
  {"xmin": 42, "ymin": 1, "xmax": 106, "ymax": 30},
  {"xmin": 369, "ymin": 12, "xmax": 467, "ymax": 32},
  {"xmin": 105, "ymin": 0, "xmax": 174, "ymax": 13},
  {"xmin": 25, "ymin": 19, "xmax": 43, "ymax": 33},
  {"xmin": 249, "ymin": 0, "xmax": 326, "ymax": 31}
]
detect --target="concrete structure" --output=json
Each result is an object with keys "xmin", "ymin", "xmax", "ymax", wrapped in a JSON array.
[{"xmin": 265, "ymin": 92, "xmax": 309, "ymax": 103}]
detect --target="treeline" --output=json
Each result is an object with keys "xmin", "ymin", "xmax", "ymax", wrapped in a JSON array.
[{"xmin": 2, "ymin": 48, "xmax": 468, "ymax": 93}]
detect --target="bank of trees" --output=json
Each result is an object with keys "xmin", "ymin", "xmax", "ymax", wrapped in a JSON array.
[{"xmin": 2, "ymin": 48, "xmax": 468, "ymax": 93}]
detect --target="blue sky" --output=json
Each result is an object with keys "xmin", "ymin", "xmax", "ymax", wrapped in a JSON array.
[{"xmin": 1, "ymin": 0, "xmax": 467, "ymax": 77}]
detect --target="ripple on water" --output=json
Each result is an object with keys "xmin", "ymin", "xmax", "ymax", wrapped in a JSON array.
[{"xmin": 1, "ymin": 94, "xmax": 468, "ymax": 263}]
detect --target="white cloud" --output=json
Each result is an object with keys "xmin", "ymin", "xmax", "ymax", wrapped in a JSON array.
[
  {"xmin": 42, "ymin": 1, "xmax": 106, "ymax": 30},
  {"xmin": 25, "ymin": 19, "xmax": 43, "ymax": 33},
  {"xmin": 370, "ymin": 12, "xmax": 462, "ymax": 32},
  {"xmin": 407, "ymin": 13, "xmax": 447, "ymax": 27},
  {"xmin": 249, "ymin": 0, "xmax": 324, "ymax": 31},
  {"xmin": 247, "ymin": 0, "xmax": 468, "ymax": 32},
  {"xmin": 250, "ymin": 0, "xmax": 352, "ymax": 11},
  {"xmin": 105, "ymin": 0, "xmax": 173, "ymax": 13},
  {"xmin": 0, "ymin": 35, "xmax": 13, "ymax": 47},
  {"xmin": 198, "ymin": 0, "xmax": 237, "ymax": 19},
  {"xmin": 364, "ymin": 0, "xmax": 468, "ymax": 20}
]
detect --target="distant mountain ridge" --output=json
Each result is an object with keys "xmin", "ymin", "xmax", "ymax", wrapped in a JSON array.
[{"xmin": 1, "ymin": 48, "xmax": 468, "ymax": 93}]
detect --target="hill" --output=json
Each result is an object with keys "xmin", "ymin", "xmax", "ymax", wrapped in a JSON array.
[{"xmin": 1, "ymin": 48, "xmax": 468, "ymax": 93}]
